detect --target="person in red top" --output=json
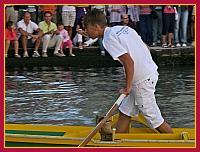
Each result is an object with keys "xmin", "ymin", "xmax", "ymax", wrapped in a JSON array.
[{"xmin": 5, "ymin": 21, "xmax": 20, "ymax": 58}]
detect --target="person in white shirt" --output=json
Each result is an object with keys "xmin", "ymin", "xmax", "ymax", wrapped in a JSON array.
[
  {"xmin": 83, "ymin": 9, "xmax": 173, "ymax": 134},
  {"xmin": 17, "ymin": 12, "xmax": 43, "ymax": 57}
]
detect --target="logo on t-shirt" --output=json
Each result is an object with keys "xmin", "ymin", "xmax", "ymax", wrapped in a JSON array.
[{"xmin": 116, "ymin": 26, "xmax": 129, "ymax": 36}]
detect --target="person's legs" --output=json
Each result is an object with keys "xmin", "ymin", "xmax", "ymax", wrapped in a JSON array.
[
  {"xmin": 21, "ymin": 36, "xmax": 29, "ymax": 57},
  {"xmin": 152, "ymin": 17, "xmax": 158, "ymax": 45},
  {"xmin": 168, "ymin": 14, "xmax": 175, "ymax": 46},
  {"xmin": 180, "ymin": 10, "xmax": 189, "ymax": 44},
  {"xmin": 49, "ymin": 34, "xmax": 63, "ymax": 54},
  {"xmin": 116, "ymin": 111, "xmax": 131, "ymax": 133},
  {"xmin": 34, "ymin": 37, "xmax": 42, "ymax": 52},
  {"xmin": 13, "ymin": 39, "xmax": 19, "ymax": 56},
  {"xmin": 66, "ymin": 40, "xmax": 74, "ymax": 56},
  {"xmin": 156, "ymin": 121, "xmax": 174, "ymax": 133},
  {"xmin": 5, "ymin": 40, "xmax": 11, "ymax": 56},
  {"xmin": 139, "ymin": 15, "xmax": 147, "ymax": 43},
  {"xmin": 168, "ymin": 33, "xmax": 174, "ymax": 45},
  {"xmin": 146, "ymin": 14, "xmax": 153, "ymax": 46},
  {"xmin": 135, "ymin": 73, "xmax": 173, "ymax": 133},
  {"xmin": 174, "ymin": 7, "xmax": 181, "ymax": 44},
  {"xmin": 42, "ymin": 34, "xmax": 51, "ymax": 53},
  {"xmin": 162, "ymin": 13, "xmax": 170, "ymax": 47},
  {"xmin": 41, "ymin": 34, "xmax": 51, "ymax": 57}
]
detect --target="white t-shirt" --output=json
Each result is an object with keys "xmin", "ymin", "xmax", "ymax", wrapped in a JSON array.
[
  {"xmin": 103, "ymin": 26, "xmax": 158, "ymax": 84},
  {"xmin": 17, "ymin": 19, "xmax": 39, "ymax": 39}
]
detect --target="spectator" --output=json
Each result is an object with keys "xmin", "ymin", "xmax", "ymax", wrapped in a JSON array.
[
  {"xmin": 6, "ymin": 5, "xmax": 17, "ymax": 25},
  {"xmin": 5, "ymin": 21, "xmax": 20, "ymax": 58},
  {"xmin": 191, "ymin": 6, "xmax": 195, "ymax": 46},
  {"xmin": 62, "ymin": 5, "xmax": 76, "ymax": 39},
  {"xmin": 138, "ymin": 5, "xmax": 153, "ymax": 46},
  {"xmin": 73, "ymin": 17, "xmax": 86, "ymax": 49},
  {"xmin": 17, "ymin": 12, "xmax": 43, "ymax": 58},
  {"xmin": 120, "ymin": 14, "xmax": 135, "ymax": 29},
  {"xmin": 174, "ymin": 5, "xmax": 189, "ymax": 47},
  {"xmin": 14, "ymin": 5, "xmax": 27, "ymax": 22},
  {"xmin": 73, "ymin": 17, "xmax": 98, "ymax": 49},
  {"xmin": 107, "ymin": 5, "xmax": 126, "ymax": 27},
  {"xmin": 72, "ymin": 5, "xmax": 89, "ymax": 40},
  {"xmin": 40, "ymin": 5, "xmax": 57, "ymax": 24},
  {"xmin": 127, "ymin": 5, "xmax": 140, "ymax": 32},
  {"xmin": 57, "ymin": 23, "xmax": 75, "ymax": 56},
  {"xmin": 162, "ymin": 5, "xmax": 175, "ymax": 48},
  {"xmin": 39, "ymin": 11, "xmax": 63, "ymax": 57},
  {"xmin": 152, "ymin": 5, "xmax": 163, "ymax": 46}
]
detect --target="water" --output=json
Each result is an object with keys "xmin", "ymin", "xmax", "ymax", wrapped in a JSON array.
[{"xmin": 5, "ymin": 65, "xmax": 195, "ymax": 128}]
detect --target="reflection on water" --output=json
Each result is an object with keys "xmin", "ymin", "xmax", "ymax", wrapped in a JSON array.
[{"xmin": 5, "ymin": 66, "xmax": 195, "ymax": 128}]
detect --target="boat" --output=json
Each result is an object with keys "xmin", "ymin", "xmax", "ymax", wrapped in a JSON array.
[{"xmin": 5, "ymin": 113, "xmax": 195, "ymax": 147}]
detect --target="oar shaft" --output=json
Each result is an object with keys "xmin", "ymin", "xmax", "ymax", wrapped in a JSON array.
[{"xmin": 78, "ymin": 94, "xmax": 126, "ymax": 147}]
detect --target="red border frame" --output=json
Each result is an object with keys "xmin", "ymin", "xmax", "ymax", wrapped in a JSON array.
[{"xmin": 2, "ymin": 1, "xmax": 198, "ymax": 152}]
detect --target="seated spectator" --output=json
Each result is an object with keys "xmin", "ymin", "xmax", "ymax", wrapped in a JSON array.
[
  {"xmin": 5, "ymin": 21, "xmax": 20, "ymax": 58},
  {"xmin": 17, "ymin": 12, "xmax": 43, "ymax": 58},
  {"xmin": 39, "ymin": 11, "xmax": 63, "ymax": 57},
  {"xmin": 57, "ymin": 23, "xmax": 75, "ymax": 56},
  {"xmin": 73, "ymin": 17, "xmax": 98, "ymax": 49},
  {"xmin": 120, "ymin": 14, "xmax": 135, "ymax": 29},
  {"xmin": 40, "ymin": 5, "xmax": 57, "ymax": 24}
]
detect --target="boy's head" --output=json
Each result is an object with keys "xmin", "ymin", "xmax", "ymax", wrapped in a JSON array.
[
  {"xmin": 83, "ymin": 9, "xmax": 107, "ymax": 28},
  {"xmin": 83, "ymin": 9, "xmax": 107, "ymax": 39}
]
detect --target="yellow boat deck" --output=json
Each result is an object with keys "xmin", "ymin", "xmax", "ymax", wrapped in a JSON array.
[{"xmin": 5, "ymin": 114, "xmax": 195, "ymax": 147}]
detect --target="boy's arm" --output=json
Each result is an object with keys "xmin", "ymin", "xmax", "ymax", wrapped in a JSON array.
[{"xmin": 118, "ymin": 53, "xmax": 134, "ymax": 95}]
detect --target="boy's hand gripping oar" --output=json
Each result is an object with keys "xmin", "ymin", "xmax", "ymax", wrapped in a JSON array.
[{"xmin": 78, "ymin": 94, "xmax": 126, "ymax": 147}]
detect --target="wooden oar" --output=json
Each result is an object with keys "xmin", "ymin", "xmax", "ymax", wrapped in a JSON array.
[{"xmin": 78, "ymin": 94, "xmax": 126, "ymax": 147}]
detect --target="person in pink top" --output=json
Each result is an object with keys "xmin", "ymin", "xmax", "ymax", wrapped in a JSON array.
[
  {"xmin": 161, "ymin": 5, "xmax": 175, "ymax": 48},
  {"xmin": 57, "ymin": 23, "xmax": 75, "ymax": 56},
  {"xmin": 5, "ymin": 21, "xmax": 20, "ymax": 58}
]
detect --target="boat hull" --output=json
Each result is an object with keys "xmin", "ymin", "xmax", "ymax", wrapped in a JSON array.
[{"xmin": 5, "ymin": 124, "xmax": 195, "ymax": 147}]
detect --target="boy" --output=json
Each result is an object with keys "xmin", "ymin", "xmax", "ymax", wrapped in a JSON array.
[{"xmin": 83, "ymin": 9, "xmax": 173, "ymax": 133}]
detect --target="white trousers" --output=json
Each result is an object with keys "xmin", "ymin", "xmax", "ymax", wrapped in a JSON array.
[{"xmin": 42, "ymin": 34, "xmax": 63, "ymax": 53}]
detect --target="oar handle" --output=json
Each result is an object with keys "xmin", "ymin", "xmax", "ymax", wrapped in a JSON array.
[{"xmin": 78, "ymin": 94, "xmax": 126, "ymax": 147}]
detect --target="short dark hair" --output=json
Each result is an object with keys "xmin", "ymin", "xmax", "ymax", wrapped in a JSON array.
[
  {"xmin": 44, "ymin": 11, "xmax": 52, "ymax": 16},
  {"xmin": 83, "ymin": 9, "xmax": 107, "ymax": 28},
  {"xmin": 6, "ymin": 20, "xmax": 14, "ymax": 28}
]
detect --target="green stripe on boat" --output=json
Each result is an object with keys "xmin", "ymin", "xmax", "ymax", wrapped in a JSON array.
[{"xmin": 5, "ymin": 130, "xmax": 65, "ymax": 136}]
